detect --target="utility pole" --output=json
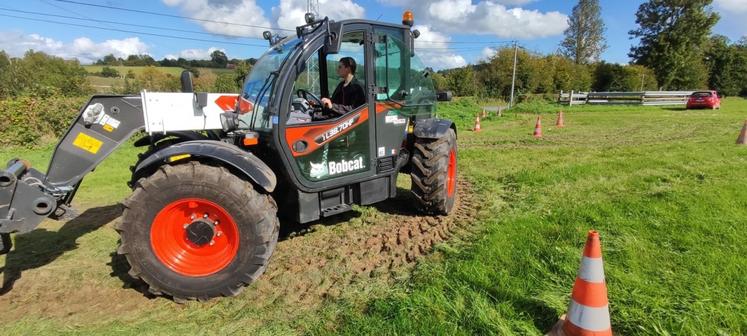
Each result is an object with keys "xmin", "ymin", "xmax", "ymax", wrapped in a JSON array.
[
  {"xmin": 509, "ymin": 41, "xmax": 518, "ymax": 108},
  {"xmin": 307, "ymin": 0, "xmax": 319, "ymax": 16},
  {"xmin": 640, "ymin": 73, "xmax": 646, "ymax": 91}
]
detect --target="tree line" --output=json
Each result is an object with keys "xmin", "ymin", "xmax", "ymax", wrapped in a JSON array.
[
  {"xmin": 0, "ymin": 50, "xmax": 251, "ymax": 99},
  {"xmin": 434, "ymin": 0, "xmax": 746, "ymax": 100},
  {"xmin": 94, "ymin": 50, "xmax": 256, "ymax": 70}
]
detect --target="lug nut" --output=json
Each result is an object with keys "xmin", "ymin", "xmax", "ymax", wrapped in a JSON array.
[
  {"xmin": 190, "ymin": 214, "xmax": 196, "ymax": 220},
  {"xmin": 183, "ymin": 223, "xmax": 189, "ymax": 229},
  {"xmin": 209, "ymin": 240, "xmax": 215, "ymax": 246},
  {"xmin": 203, "ymin": 213, "xmax": 209, "ymax": 218},
  {"xmin": 214, "ymin": 221, "xmax": 219, "ymax": 225},
  {"xmin": 216, "ymin": 231, "xmax": 222, "ymax": 237}
]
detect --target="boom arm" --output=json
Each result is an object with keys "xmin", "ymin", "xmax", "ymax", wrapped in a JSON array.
[
  {"xmin": 0, "ymin": 91, "xmax": 238, "ymax": 239},
  {"xmin": 1, "ymin": 95, "xmax": 145, "ymax": 235}
]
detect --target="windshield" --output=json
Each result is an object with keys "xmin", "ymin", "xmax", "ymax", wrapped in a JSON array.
[{"xmin": 239, "ymin": 37, "xmax": 301, "ymax": 131}]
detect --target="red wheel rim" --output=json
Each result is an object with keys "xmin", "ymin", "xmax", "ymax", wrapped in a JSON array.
[
  {"xmin": 447, "ymin": 148, "xmax": 457, "ymax": 197},
  {"xmin": 151, "ymin": 198, "xmax": 240, "ymax": 277}
]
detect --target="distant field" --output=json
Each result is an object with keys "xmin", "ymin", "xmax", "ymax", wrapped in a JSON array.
[
  {"xmin": 83, "ymin": 66, "xmax": 234, "ymax": 92},
  {"xmin": 0, "ymin": 98, "xmax": 745, "ymax": 334}
]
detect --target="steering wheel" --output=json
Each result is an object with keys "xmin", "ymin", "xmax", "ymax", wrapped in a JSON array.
[{"xmin": 296, "ymin": 89, "xmax": 322, "ymax": 107}]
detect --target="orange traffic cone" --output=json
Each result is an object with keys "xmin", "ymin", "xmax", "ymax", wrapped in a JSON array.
[
  {"xmin": 533, "ymin": 116, "xmax": 543, "ymax": 138},
  {"xmin": 473, "ymin": 115, "xmax": 481, "ymax": 132},
  {"xmin": 549, "ymin": 230, "xmax": 612, "ymax": 336},
  {"xmin": 556, "ymin": 111, "xmax": 565, "ymax": 128},
  {"xmin": 737, "ymin": 120, "xmax": 747, "ymax": 145}
]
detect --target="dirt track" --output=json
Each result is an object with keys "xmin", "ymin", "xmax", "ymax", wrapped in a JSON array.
[{"xmin": 0, "ymin": 178, "xmax": 481, "ymax": 326}]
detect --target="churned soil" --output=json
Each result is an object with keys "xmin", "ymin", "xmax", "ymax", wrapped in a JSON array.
[{"xmin": 0, "ymin": 178, "xmax": 481, "ymax": 328}]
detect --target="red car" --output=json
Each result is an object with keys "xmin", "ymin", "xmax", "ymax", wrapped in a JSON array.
[{"xmin": 686, "ymin": 90, "xmax": 721, "ymax": 110}]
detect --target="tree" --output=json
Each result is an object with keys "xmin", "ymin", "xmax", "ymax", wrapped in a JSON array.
[
  {"xmin": 559, "ymin": 0, "xmax": 607, "ymax": 64},
  {"xmin": 629, "ymin": 0, "xmax": 719, "ymax": 90},
  {"xmin": 210, "ymin": 50, "xmax": 228, "ymax": 68},
  {"xmin": 443, "ymin": 66, "xmax": 476, "ymax": 96},
  {"xmin": 704, "ymin": 35, "xmax": 747, "ymax": 96}
]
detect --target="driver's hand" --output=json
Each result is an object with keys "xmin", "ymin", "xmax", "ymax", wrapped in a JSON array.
[{"xmin": 321, "ymin": 98, "xmax": 333, "ymax": 109}]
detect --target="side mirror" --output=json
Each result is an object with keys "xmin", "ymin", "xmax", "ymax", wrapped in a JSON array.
[
  {"xmin": 180, "ymin": 70, "xmax": 194, "ymax": 93},
  {"xmin": 437, "ymin": 91, "xmax": 453, "ymax": 102}
]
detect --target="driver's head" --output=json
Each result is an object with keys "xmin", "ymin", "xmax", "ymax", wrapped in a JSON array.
[{"xmin": 337, "ymin": 57, "xmax": 356, "ymax": 78}]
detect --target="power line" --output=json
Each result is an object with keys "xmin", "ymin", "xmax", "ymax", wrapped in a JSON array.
[
  {"xmin": 0, "ymin": 13, "xmax": 270, "ymax": 47},
  {"xmin": 417, "ymin": 40, "xmax": 516, "ymax": 45},
  {"xmin": 0, "ymin": 7, "xmax": 265, "ymax": 40},
  {"xmin": 52, "ymin": 0, "xmax": 293, "ymax": 32}
]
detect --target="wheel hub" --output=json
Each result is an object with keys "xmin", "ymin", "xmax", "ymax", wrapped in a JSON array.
[
  {"xmin": 185, "ymin": 220, "xmax": 215, "ymax": 246},
  {"xmin": 150, "ymin": 198, "xmax": 240, "ymax": 277}
]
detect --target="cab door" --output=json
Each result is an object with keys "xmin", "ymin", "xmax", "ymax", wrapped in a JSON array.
[
  {"xmin": 372, "ymin": 27, "xmax": 410, "ymax": 164},
  {"xmin": 278, "ymin": 24, "xmax": 378, "ymax": 190}
]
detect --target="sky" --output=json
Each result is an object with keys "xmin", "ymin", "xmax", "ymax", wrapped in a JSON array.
[{"xmin": 0, "ymin": 0, "xmax": 746, "ymax": 70}]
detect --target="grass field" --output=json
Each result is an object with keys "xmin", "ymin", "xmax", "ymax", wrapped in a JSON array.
[
  {"xmin": 1, "ymin": 99, "xmax": 746, "ymax": 335},
  {"xmin": 83, "ymin": 66, "xmax": 234, "ymax": 92}
]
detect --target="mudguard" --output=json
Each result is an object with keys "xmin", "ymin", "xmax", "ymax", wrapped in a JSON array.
[
  {"xmin": 413, "ymin": 118, "xmax": 457, "ymax": 139},
  {"xmin": 132, "ymin": 140, "xmax": 277, "ymax": 193}
]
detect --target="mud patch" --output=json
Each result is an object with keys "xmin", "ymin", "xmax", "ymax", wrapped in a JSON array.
[{"xmin": 249, "ymin": 178, "xmax": 481, "ymax": 305}]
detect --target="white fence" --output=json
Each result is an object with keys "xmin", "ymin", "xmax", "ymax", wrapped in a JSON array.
[{"xmin": 558, "ymin": 91, "xmax": 695, "ymax": 106}]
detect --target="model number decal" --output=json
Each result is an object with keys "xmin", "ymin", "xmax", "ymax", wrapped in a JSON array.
[{"xmin": 314, "ymin": 114, "xmax": 360, "ymax": 144}]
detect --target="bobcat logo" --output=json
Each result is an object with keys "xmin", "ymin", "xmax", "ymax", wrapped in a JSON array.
[{"xmin": 309, "ymin": 161, "xmax": 328, "ymax": 179}]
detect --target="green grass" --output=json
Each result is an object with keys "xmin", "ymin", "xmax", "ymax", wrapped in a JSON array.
[
  {"xmin": 318, "ymin": 99, "xmax": 747, "ymax": 335},
  {"xmin": 1, "ymin": 99, "xmax": 746, "ymax": 334}
]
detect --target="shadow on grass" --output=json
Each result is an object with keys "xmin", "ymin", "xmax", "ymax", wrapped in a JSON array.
[{"xmin": 0, "ymin": 204, "xmax": 122, "ymax": 295}]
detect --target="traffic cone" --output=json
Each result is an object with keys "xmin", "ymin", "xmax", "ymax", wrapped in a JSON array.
[
  {"xmin": 533, "ymin": 116, "xmax": 543, "ymax": 138},
  {"xmin": 737, "ymin": 120, "xmax": 747, "ymax": 145},
  {"xmin": 473, "ymin": 115, "xmax": 481, "ymax": 132},
  {"xmin": 482, "ymin": 108, "xmax": 488, "ymax": 118},
  {"xmin": 548, "ymin": 230, "xmax": 612, "ymax": 336},
  {"xmin": 556, "ymin": 111, "xmax": 565, "ymax": 128}
]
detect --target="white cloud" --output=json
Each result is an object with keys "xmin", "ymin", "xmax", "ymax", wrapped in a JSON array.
[
  {"xmin": 273, "ymin": 0, "xmax": 365, "ymax": 30},
  {"xmin": 714, "ymin": 0, "xmax": 747, "ymax": 12},
  {"xmin": 414, "ymin": 25, "xmax": 467, "ymax": 69},
  {"xmin": 378, "ymin": 0, "xmax": 566, "ymax": 39},
  {"xmin": 0, "ymin": 31, "xmax": 148, "ymax": 64},
  {"xmin": 163, "ymin": 0, "xmax": 273, "ymax": 37},
  {"xmin": 164, "ymin": 47, "xmax": 225, "ymax": 60},
  {"xmin": 481, "ymin": 47, "xmax": 497, "ymax": 60},
  {"xmin": 379, "ymin": 0, "xmax": 534, "ymax": 6}
]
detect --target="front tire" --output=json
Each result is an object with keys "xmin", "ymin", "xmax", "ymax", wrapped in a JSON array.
[
  {"xmin": 117, "ymin": 161, "xmax": 279, "ymax": 301},
  {"xmin": 410, "ymin": 129, "xmax": 458, "ymax": 215}
]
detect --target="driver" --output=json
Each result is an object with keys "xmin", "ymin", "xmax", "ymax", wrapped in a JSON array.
[{"xmin": 320, "ymin": 57, "xmax": 366, "ymax": 117}]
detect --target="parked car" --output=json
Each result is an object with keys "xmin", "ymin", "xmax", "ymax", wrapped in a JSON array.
[{"xmin": 686, "ymin": 91, "xmax": 721, "ymax": 110}]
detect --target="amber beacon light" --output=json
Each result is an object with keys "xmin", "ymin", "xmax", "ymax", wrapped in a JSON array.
[{"xmin": 402, "ymin": 10, "xmax": 414, "ymax": 26}]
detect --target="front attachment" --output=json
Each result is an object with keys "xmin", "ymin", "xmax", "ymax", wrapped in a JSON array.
[{"xmin": 0, "ymin": 160, "xmax": 57, "ymax": 236}]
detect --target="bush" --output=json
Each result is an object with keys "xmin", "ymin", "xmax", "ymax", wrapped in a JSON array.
[
  {"xmin": 0, "ymin": 96, "xmax": 87, "ymax": 147},
  {"xmin": 0, "ymin": 50, "xmax": 91, "ymax": 99},
  {"xmin": 100, "ymin": 66, "xmax": 120, "ymax": 78}
]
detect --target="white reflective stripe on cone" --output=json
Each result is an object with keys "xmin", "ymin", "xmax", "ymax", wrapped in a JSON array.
[
  {"xmin": 567, "ymin": 300, "xmax": 611, "ymax": 332},
  {"xmin": 578, "ymin": 257, "xmax": 605, "ymax": 283}
]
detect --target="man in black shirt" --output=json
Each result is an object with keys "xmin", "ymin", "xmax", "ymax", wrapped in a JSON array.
[{"xmin": 320, "ymin": 57, "xmax": 366, "ymax": 117}]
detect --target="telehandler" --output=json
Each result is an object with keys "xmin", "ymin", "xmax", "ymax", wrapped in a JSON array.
[{"xmin": 0, "ymin": 11, "xmax": 457, "ymax": 300}]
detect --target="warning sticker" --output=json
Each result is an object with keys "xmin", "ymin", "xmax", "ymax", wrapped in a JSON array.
[
  {"xmin": 103, "ymin": 124, "xmax": 114, "ymax": 132},
  {"xmin": 72, "ymin": 132, "xmax": 103, "ymax": 154}
]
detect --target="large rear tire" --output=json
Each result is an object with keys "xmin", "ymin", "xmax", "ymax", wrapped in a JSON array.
[
  {"xmin": 117, "ymin": 161, "xmax": 279, "ymax": 301},
  {"xmin": 410, "ymin": 129, "xmax": 457, "ymax": 215}
]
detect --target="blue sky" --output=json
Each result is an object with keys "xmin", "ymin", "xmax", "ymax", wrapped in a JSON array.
[{"xmin": 0, "ymin": 0, "xmax": 745, "ymax": 69}]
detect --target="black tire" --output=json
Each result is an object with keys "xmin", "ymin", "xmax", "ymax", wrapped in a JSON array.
[
  {"xmin": 117, "ymin": 161, "xmax": 279, "ymax": 301},
  {"xmin": 410, "ymin": 129, "xmax": 458, "ymax": 215}
]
